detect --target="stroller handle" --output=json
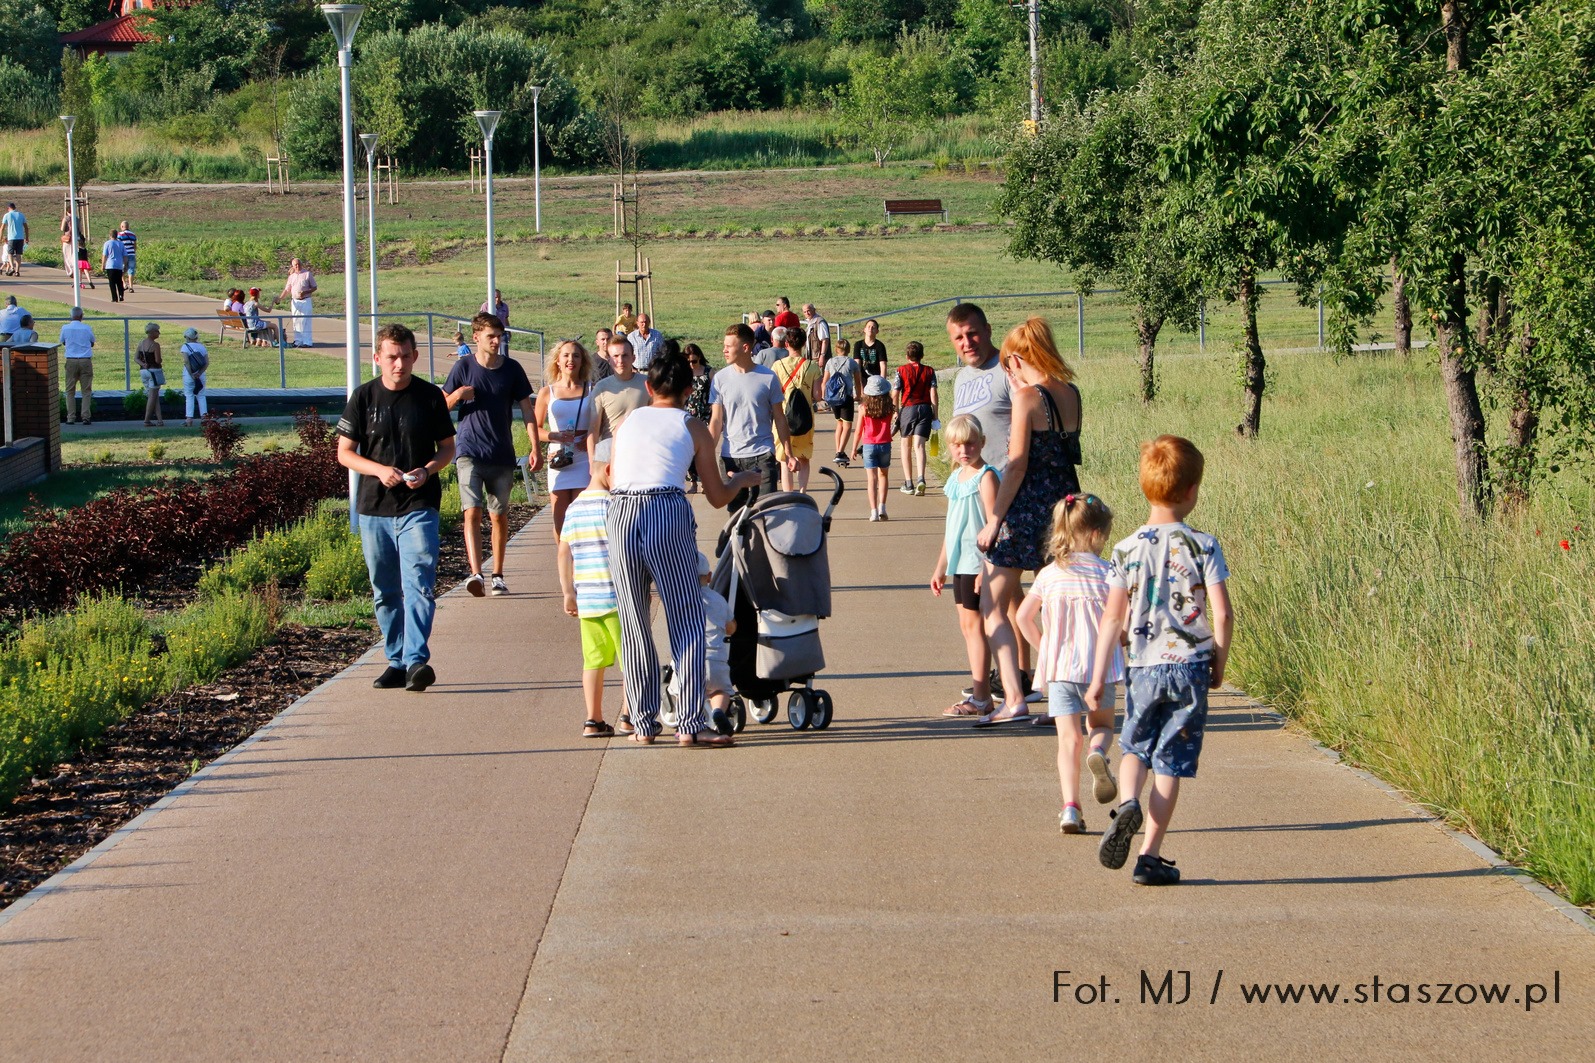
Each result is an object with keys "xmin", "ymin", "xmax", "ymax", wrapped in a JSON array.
[{"xmin": 818, "ymin": 467, "xmax": 844, "ymax": 532}]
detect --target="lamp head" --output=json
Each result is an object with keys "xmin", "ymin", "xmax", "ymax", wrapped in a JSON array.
[
  {"xmin": 60, "ymin": 114, "xmax": 75, "ymax": 134},
  {"xmin": 320, "ymin": 4, "xmax": 365, "ymax": 52},
  {"xmin": 473, "ymin": 109, "xmax": 502, "ymax": 143},
  {"xmin": 530, "ymin": 85, "xmax": 542, "ymax": 103},
  {"xmin": 360, "ymin": 132, "xmax": 378, "ymax": 158}
]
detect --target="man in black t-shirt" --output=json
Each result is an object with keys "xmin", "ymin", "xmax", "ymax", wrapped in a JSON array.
[
  {"xmin": 855, "ymin": 318, "xmax": 888, "ymax": 379},
  {"xmin": 338, "ymin": 323, "xmax": 457, "ymax": 692}
]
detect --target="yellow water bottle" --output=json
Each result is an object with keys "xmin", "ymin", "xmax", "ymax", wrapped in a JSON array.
[{"xmin": 928, "ymin": 420, "xmax": 942, "ymax": 459}]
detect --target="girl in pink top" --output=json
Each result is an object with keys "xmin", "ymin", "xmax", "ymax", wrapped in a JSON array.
[
  {"xmin": 856, "ymin": 376, "xmax": 895, "ymax": 521},
  {"xmin": 1017, "ymin": 493, "xmax": 1124, "ymax": 834}
]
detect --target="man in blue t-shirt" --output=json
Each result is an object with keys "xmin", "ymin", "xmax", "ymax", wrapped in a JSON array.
[
  {"xmin": 1, "ymin": 202, "xmax": 27, "ymax": 277},
  {"xmin": 443, "ymin": 311, "xmax": 542, "ymax": 597},
  {"xmin": 100, "ymin": 233, "xmax": 127, "ymax": 302}
]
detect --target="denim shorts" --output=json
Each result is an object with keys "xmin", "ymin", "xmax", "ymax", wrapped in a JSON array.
[
  {"xmin": 1048, "ymin": 680, "xmax": 1116, "ymax": 718},
  {"xmin": 861, "ymin": 443, "xmax": 891, "ymax": 469},
  {"xmin": 1120, "ymin": 662, "xmax": 1211, "ymax": 778}
]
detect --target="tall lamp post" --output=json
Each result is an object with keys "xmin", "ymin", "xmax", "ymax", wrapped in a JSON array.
[
  {"xmin": 360, "ymin": 132, "xmax": 379, "ymax": 354},
  {"xmin": 473, "ymin": 110, "xmax": 502, "ymax": 310},
  {"xmin": 61, "ymin": 115, "xmax": 80, "ymax": 309},
  {"xmin": 530, "ymin": 86, "xmax": 542, "ymax": 234},
  {"xmin": 323, "ymin": 3, "xmax": 365, "ymax": 527}
]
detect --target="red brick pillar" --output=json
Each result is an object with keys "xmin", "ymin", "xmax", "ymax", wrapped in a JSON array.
[{"xmin": 8, "ymin": 344, "xmax": 62, "ymax": 472}]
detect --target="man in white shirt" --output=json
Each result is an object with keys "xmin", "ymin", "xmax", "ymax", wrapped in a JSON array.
[
  {"xmin": 0, "ymin": 295, "xmax": 27, "ymax": 337},
  {"xmin": 60, "ymin": 307, "xmax": 97, "ymax": 425},
  {"xmin": 801, "ymin": 303, "xmax": 831, "ymax": 360},
  {"xmin": 627, "ymin": 313, "xmax": 664, "ymax": 370}
]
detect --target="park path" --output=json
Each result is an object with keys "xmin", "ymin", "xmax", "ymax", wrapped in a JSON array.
[{"xmin": 0, "ymin": 439, "xmax": 1592, "ymax": 1060}]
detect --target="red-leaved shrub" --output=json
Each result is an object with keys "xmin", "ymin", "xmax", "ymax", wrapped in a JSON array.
[{"xmin": 0, "ymin": 414, "xmax": 345, "ymax": 618}]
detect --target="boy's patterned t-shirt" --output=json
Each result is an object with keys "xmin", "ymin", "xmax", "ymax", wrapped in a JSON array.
[
  {"xmin": 559, "ymin": 489, "xmax": 617, "ymax": 618},
  {"xmin": 1107, "ymin": 522, "xmax": 1230, "ymax": 667}
]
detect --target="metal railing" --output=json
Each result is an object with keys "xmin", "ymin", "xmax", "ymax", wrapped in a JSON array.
[
  {"xmin": 834, "ymin": 279, "xmax": 1323, "ymax": 361},
  {"xmin": 23, "ymin": 310, "xmax": 548, "ymax": 392}
]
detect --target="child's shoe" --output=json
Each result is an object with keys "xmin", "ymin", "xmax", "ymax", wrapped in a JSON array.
[
  {"xmin": 1086, "ymin": 747, "xmax": 1117, "ymax": 804},
  {"xmin": 899, "ymin": 480, "xmax": 915, "ymax": 495},
  {"xmin": 1059, "ymin": 804, "xmax": 1085, "ymax": 834},
  {"xmin": 1097, "ymin": 798, "xmax": 1143, "ymax": 870},
  {"xmin": 1132, "ymin": 854, "xmax": 1180, "ymax": 886},
  {"xmin": 914, "ymin": 479, "xmax": 926, "ymax": 496}
]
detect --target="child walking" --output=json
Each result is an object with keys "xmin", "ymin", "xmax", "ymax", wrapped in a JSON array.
[
  {"xmin": 932, "ymin": 414, "xmax": 1001, "ymax": 717},
  {"xmin": 1017, "ymin": 494, "xmax": 1123, "ymax": 834},
  {"xmin": 1087, "ymin": 436, "xmax": 1233, "ymax": 885},
  {"xmin": 558, "ymin": 463, "xmax": 624, "ymax": 738},
  {"xmin": 858, "ymin": 375, "xmax": 896, "ymax": 522},
  {"xmin": 700, "ymin": 551, "xmax": 737, "ymax": 733}
]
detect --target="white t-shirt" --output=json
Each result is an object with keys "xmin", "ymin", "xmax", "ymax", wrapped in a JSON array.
[
  {"xmin": 610, "ymin": 406, "xmax": 696, "ymax": 490},
  {"xmin": 59, "ymin": 320, "xmax": 96, "ymax": 359},
  {"xmin": 1107, "ymin": 522, "xmax": 1230, "ymax": 667},
  {"xmin": 702, "ymin": 585, "xmax": 733, "ymax": 663}
]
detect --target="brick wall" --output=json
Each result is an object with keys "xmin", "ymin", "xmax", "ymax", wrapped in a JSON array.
[
  {"xmin": 6, "ymin": 344, "xmax": 61, "ymax": 473},
  {"xmin": 0, "ymin": 438, "xmax": 47, "ymax": 495}
]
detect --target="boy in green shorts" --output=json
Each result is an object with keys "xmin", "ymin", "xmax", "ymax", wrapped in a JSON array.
[{"xmin": 558, "ymin": 464, "xmax": 624, "ymax": 737}]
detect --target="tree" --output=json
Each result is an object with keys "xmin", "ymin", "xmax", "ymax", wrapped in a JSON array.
[
  {"xmin": 836, "ymin": 28, "xmax": 960, "ymax": 166},
  {"xmin": 1000, "ymin": 80, "xmax": 1201, "ymax": 403},
  {"xmin": 58, "ymin": 46, "xmax": 96, "ymax": 182}
]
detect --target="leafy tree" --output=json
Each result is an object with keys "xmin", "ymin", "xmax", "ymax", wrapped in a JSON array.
[
  {"xmin": 1, "ymin": 0, "xmax": 59, "ymax": 80},
  {"xmin": 59, "ymin": 46, "xmax": 97, "ymax": 181},
  {"xmin": 836, "ymin": 27, "xmax": 962, "ymax": 165},
  {"xmin": 1001, "ymin": 80, "xmax": 1201, "ymax": 402}
]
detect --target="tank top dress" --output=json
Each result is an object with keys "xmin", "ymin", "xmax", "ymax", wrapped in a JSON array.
[
  {"xmin": 546, "ymin": 386, "xmax": 593, "ymax": 493},
  {"xmin": 985, "ymin": 383, "xmax": 1082, "ymax": 572},
  {"xmin": 943, "ymin": 464, "xmax": 999, "ymax": 577}
]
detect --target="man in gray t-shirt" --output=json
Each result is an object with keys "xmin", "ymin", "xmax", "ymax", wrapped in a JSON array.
[
  {"xmin": 709, "ymin": 323, "xmax": 795, "ymax": 510},
  {"xmin": 948, "ymin": 304, "xmax": 1012, "ymax": 472}
]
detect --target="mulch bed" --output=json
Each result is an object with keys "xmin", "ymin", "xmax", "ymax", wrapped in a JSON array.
[{"xmin": 0, "ymin": 503, "xmax": 539, "ymax": 910}]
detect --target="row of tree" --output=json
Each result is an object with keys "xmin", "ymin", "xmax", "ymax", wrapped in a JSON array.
[{"xmin": 999, "ymin": 0, "xmax": 1595, "ymax": 519}]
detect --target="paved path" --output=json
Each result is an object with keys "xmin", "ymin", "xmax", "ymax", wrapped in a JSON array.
[{"xmin": 0, "ymin": 447, "xmax": 1591, "ymax": 1059}]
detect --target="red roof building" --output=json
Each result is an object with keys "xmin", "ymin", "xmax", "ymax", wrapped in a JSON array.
[{"xmin": 60, "ymin": 2, "xmax": 159, "ymax": 59}]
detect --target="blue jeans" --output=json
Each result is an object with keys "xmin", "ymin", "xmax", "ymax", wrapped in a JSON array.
[
  {"xmin": 358, "ymin": 509, "xmax": 441, "ymax": 669},
  {"xmin": 1121, "ymin": 662, "xmax": 1211, "ymax": 778}
]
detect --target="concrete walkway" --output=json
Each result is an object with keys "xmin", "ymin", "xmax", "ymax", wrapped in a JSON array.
[{"xmin": 0, "ymin": 448, "xmax": 1591, "ymax": 1060}]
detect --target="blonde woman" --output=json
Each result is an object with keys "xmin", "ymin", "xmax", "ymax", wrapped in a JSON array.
[{"xmin": 534, "ymin": 340, "xmax": 594, "ymax": 537}]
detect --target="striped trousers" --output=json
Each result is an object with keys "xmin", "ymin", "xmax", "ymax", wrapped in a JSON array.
[{"xmin": 606, "ymin": 489, "xmax": 707, "ymax": 737}]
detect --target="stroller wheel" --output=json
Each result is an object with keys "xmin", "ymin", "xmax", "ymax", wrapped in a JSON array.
[
  {"xmin": 752, "ymin": 697, "xmax": 780, "ymax": 725},
  {"xmin": 729, "ymin": 695, "xmax": 747, "ymax": 734},
  {"xmin": 812, "ymin": 690, "xmax": 834, "ymax": 730},
  {"xmin": 788, "ymin": 690, "xmax": 814, "ymax": 730}
]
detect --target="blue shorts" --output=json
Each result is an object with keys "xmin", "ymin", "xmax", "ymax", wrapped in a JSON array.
[
  {"xmin": 1048, "ymin": 680, "xmax": 1116, "ymax": 718},
  {"xmin": 861, "ymin": 443, "xmax": 891, "ymax": 469},
  {"xmin": 1120, "ymin": 662, "xmax": 1211, "ymax": 778}
]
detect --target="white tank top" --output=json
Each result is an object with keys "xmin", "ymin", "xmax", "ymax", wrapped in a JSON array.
[{"xmin": 610, "ymin": 406, "xmax": 696, "ymax": 490}]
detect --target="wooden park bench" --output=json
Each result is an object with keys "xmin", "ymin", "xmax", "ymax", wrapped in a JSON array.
[
  {"xmin": 884, "ymin": 198, "xmax": 949, "ymax": 224},
  {"xmin": 216, "ymin": 310, "xmax": 253, "ymax": 345}
]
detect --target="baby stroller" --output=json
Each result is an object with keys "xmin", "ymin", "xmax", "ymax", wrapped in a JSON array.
[{"xmin": 663, "ymin": 469, "xmax": 845, "ymax": 733}]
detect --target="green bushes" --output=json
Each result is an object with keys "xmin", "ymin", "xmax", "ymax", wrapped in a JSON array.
[
  {"xmin": 197, "ymin": 505, "xmax": 363, "ymax": 599},
  {"xmin": 304, "ymin": 536, "xmax": 369, "ymax": 601},
  {"xmin": 162, "ymin": 591, "xmax": 274, "ymax": 690}
]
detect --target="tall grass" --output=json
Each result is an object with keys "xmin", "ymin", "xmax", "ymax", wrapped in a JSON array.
[
  {"xmin": 0, "ymin": 125, "xmax": 273, "ymax": 186},
  {"xmin": 637, "ymin": 109, "xmax": 1008, "ymax": 170},
  {"xmin": 1055, "ymin": 350, "xmax": 1593, "ymax": 905}
]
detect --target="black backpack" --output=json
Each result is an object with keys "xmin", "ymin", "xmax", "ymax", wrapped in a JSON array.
[{"xmin": 782, "ymin": 358, "xmax": 814, "ymax": 436}]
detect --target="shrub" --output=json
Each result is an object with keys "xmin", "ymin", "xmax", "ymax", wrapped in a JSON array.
[
  {"xmin": 148, "ymin": 442, "xmax": 166, "ymax": 461},
  {"xmin": 0, "ymin": 432, "xmax": 344, "ymax": 617},
  {"xmin": 161, "ymin": 590, "xmax": 273, "ymax": 689},
  {"xmin": 201, "ymin": 411, "xmax": 245, "ymax": 462},
  {"xmin": 304, "ymin": 536, "xmax": 368, "ymax": 601},
  {"xmin": 198, "ymin": 507, "xmax": 346, "ymax": 597}
]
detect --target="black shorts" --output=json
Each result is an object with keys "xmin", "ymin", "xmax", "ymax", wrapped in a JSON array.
[
  {"xmin": 6, "ymin": 239, "xmax": 22, "ymax": 257},
  {"xmin": 831, "ymin": 400, "xmax": 855, "ymax": 423},
  {"xmin": 952, "ymin": 573, "xmax": 981, "ymax": 611},
  {"xmin": 898, "ymin": 403, "xmax": 934, "ymax": 438}
]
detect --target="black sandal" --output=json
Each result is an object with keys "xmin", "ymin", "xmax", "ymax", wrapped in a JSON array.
[{"xmin": 582, "ymin": 720, "xmax": 615, "ymax": 738}]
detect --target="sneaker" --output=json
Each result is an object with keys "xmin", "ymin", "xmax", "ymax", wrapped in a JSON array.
[
  {"xmin": 962, "ymin": 669, "xmax": 1004, "ymax": 701},
  {"xmin": 868, "ymin": 512, "xmax": 880, "ymax": 522},
  {"xmin": 914, "ymin": 480, "xmax": 926, "ymax": 496},
  {"xmin": 372, "ymin": 665, "xmax": 406, "ymax": 689},
  {"xmin": 834, "ymin": 450, "xmax": 847, "ymax": 465},
  {"xmin": 405, "ymin": 663, "xmax": 436, "ymax": 692},
  {"xmin": 878, "ymin": 510, "xmax": 889, "ymax": 521},
  {"xmin": 899, "ymin": 481, "xmax": 915, "ymax": 495},
  {"xmin": 1086, "ymin": 748, "xmax": 1117, "ymax": 804},
  {"xmin": 490, "ymin": 574, "xmax": 508, "ymax": 596},
  {"xmin": 466, "ymin": 572, "xmax": 486, "ymax": 597},
  {"xmin": 1097, "ymin": 798, "xmax": 1143, "ymax": 870},
  {"xmin": 1059, "ymin": 805, "xmax": 1085, "ymax": 834},
  {"xmin": 1132, "ymin": 853, "xmax": 1181, "ymax": 886}
]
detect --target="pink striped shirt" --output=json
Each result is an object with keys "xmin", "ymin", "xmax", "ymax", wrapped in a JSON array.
[{"xmin": 1029, "ymin": 553, "xmax": 1125, "ymax": 686}]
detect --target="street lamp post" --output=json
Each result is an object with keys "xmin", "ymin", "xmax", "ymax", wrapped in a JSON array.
[
  {"xmin": 361, "ymin": 132, "xmax": 379, "ymax": 354},
  {"xmin": 61, "ymin": 115, "xmax": 80, "ymax": 309},
  {"xmin": 323, "ymin": 3, "xmax": 365, "ymax": 527},
  {"xmin": 530, "ymin": 86, "xmax": 542, "ymax": 234},
  {"xmin": 473, "ymin": 110, "xmax": 502, "ymax": 310}
]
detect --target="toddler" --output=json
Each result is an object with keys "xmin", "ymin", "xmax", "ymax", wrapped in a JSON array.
[
  {"xmin": 454, "ymin": 330, "xmax": 471, "ymax": 358},
  {"xmin": 1017, "ymin": 493, "xmax": 1123, "ymax": 834},
  {"xmin": 932, "ymin": 414, "xmax": 1001, "ymax": 717},
  {"xmin": 557, "ymin": 463, "xmax": 625, "ymax": 738},
  {"xmin": 700, "ymin": 551, "xmax": 738, "ymax": 733},
  {"xmin": 858, "ymin": 375, "xmax": 896, "ymax": 521},
  {"xmin": 1087, "ymin": 436, "xmax": 1233, "ymax": 886}
]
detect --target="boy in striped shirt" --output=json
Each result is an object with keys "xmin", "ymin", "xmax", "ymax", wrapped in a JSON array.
[{"xmin": 558, "ymin": 464, "xmax": 624, "ymax": 738}]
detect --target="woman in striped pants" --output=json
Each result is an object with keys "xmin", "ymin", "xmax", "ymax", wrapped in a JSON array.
[{"xmin": 608, "ymin": 355, "xmax": 760, "ymax": 746}]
